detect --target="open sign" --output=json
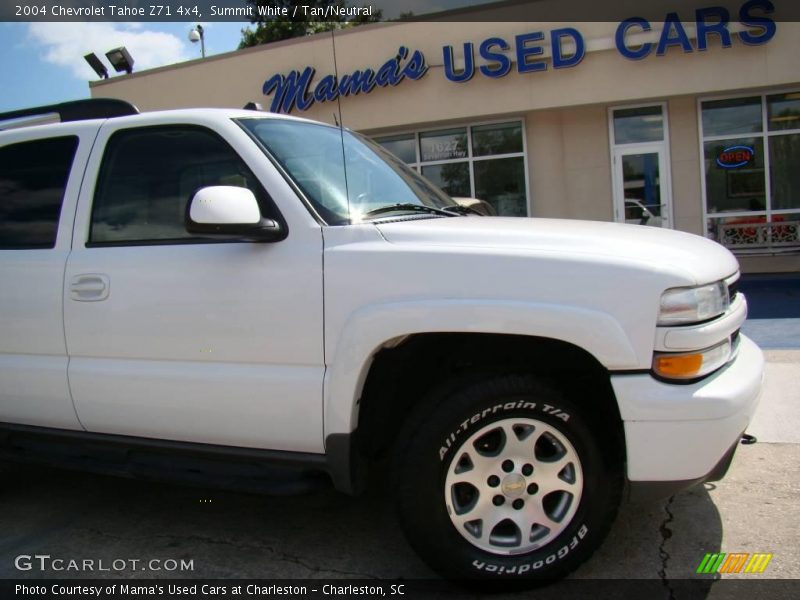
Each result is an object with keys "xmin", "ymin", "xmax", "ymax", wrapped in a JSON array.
[{"xmin": 717, "ymin": 145, "xmax": 754, "ymax": 169}]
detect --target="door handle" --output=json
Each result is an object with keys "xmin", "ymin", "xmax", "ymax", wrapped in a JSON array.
[{"xmin": 70, "ymin": 274, "xmax": 110, "ymax": 302}]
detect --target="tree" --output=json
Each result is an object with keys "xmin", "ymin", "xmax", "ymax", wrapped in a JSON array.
[{"xmin": 239, "ymin": 0, "xmax": 382, "ymax": 49}]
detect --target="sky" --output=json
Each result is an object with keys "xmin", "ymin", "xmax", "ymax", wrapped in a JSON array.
[
  {"xmin": 0, "ymin": 21, "xmax": 249, "ymax": 113},
  {"xmin": 0, "ymin": 1, "xmax": 489, "ymax": 114}
]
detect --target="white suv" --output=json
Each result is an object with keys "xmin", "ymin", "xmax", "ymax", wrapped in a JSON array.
[{"xmin": 0, "ymin": 99, "xmax": 762, "ymax": 584}]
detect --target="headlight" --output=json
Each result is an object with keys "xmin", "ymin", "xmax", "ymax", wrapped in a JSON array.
[{"xmin": 657, "ymin": 281, "xmax": 729, "ymax": 325}]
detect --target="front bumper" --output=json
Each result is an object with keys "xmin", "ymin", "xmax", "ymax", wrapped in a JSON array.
[{"xmin": 611, "ymin": 334, "xmax": 763, "ymax": 497}]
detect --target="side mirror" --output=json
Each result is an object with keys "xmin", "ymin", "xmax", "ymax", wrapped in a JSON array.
[{"xmin": 186, "ymin": 186, "xmax": 285, "ymax": 242}]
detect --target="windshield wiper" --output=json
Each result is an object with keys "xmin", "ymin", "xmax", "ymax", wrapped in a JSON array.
[{"xmin": 361, "ymin": 203, "xmax": 457, "ymax": 220}]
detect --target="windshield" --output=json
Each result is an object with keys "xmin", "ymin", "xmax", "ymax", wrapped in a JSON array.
[{"xmin": 237, "ymin": 118, "xmax": 458, "ymax": 225}]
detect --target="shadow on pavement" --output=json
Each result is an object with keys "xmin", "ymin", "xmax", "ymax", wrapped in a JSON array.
[
  {"xmin": 0, "ymin": 462, "xmax": 426, "ymax": 579},
  {"xmin": 0, "ymin": 461, "xmax": 724, "ymax": 597}
]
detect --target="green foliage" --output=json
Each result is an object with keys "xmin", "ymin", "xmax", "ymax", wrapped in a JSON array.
[{"xmin": 238, "ymin": 1, "xmax": 382, "ymax": 49}]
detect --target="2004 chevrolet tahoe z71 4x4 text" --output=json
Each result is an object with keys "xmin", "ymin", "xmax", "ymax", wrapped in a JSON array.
[{"xmin": 0, "ymin": 99, "xmax": 763, "ymax": 584}]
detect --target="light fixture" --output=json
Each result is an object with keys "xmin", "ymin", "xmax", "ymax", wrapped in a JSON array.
[
  {"xmin": 105, "ymin": 47, "xmax": 134, "ymax": 74},
  {"xmin": 189, "ymin": 24, "xmax": 205, "ymax": 58},
  {"xmin": 84, "ymin": 53, "xmax": 108, "ymax": 80}
]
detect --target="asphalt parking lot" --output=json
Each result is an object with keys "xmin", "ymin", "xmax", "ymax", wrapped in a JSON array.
[{"xmin": 1, "ymin": 275, "xmax": 799, "ymax": 596}]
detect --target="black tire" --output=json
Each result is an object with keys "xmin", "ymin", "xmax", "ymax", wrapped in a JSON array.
[{"xmin": 394, "ymin": 374, "xmax": 621, "ymax": 586}]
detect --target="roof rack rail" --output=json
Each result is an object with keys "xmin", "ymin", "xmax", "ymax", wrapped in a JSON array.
[{"xmin": 0, "ymin": 98, "xmax": 139, "ymax": 130}]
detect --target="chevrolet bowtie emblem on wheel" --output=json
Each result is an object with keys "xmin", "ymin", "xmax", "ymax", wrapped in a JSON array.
[{"xmin": 501, "ymin": 475, "xmax": 527, "ymax": 497}]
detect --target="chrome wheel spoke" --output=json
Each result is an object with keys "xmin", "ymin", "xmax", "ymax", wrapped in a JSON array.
[
  {"xmin": 450, "ymin": 448, "xmax": 497, "ymax": 487},
  {"xmin": 499, "ymin": 421, "xmax": 536, "ymax": 460},
  {"xmin": 508, "ymin": 511, "xmax": 535, "ymax": 545},
  {"xmin": 533, "ymin": 455, "xmax": 578, "ymax": 495},
  {"xmin": 525, "ymin": 497, "xmax": 562, "ymax": 531},
  {"xmin": 477, "ymin": 511, "xmax": 511, "ymax": 545},
  {"xmin": 450, "ymin": 493, "xmax": 491, "ymax": 529}
]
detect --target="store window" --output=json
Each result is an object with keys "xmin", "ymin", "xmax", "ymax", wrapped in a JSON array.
[
  {"xmin": 376, "ymin": 134, "xmax": 416, "ymax": 164},
  {"xmin": 701, "ymin": 92, "xmax": 800, "ymax": 253},
  {"xmin": 374, "ymin": 121, "xmax": 528, "ymax": 216},
  {"xmin": 613, "ymin": 106, "xmax": 664, "ymax": 144}
]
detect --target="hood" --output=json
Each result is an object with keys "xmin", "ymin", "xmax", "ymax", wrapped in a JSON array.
[{"xmin": 375, "ymin": 216, "xmax": 739, "ymax": 285}]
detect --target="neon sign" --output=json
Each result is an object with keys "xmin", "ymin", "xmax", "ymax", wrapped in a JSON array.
[{"xmin": 717, "ymin": 145, "xmax": 755, "ymax": 169}]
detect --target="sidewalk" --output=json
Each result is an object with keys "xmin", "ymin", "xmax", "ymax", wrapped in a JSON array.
[{"xmin": 738, "ymin": 272, "xmax": 799, "ymax": 463}]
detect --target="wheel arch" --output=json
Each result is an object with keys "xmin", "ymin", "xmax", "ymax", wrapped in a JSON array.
[
  {"xmin": 323, "ymin": 300, "xmax": 638, "ymax": 442},
  {"xmin": 351, "ymin": 333, "xmax": 625, "ymax": 465}
]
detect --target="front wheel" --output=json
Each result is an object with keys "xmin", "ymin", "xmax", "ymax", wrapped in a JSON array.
[{"xmin": 394, "ymin": 374, "xmax": 621, "ymax": 584}]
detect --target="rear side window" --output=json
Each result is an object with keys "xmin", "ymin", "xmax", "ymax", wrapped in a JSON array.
[
  {"xmin": 90, "ymin": 125, "xmax": 273, "ymax": 245},
  {"xmin": 0, "ymin": 136, "xmax": 79, "ymax": 249}
]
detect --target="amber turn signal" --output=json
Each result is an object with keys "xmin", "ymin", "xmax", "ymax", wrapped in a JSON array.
[
  {"xmin": 653, "ymin": 353, "xmax": 704, "ymax": 378},
  {"xmin": 653, "ymin": 339, "xmax": 733, "ymax": 381}
]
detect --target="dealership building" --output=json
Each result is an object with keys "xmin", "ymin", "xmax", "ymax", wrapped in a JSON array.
[{"xmin": 90, "ymin": 1, "xmax": 800, "ymax": 273}]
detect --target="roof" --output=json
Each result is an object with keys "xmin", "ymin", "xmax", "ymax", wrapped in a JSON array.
[{"xmin": 0, "ymin": 100, "xmax": 326, "ymax": 137}]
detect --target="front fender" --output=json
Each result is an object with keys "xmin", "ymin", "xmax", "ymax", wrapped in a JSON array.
[{"xmin": 323, "ymin": 299, "xmax": 638, "ymax": 439}]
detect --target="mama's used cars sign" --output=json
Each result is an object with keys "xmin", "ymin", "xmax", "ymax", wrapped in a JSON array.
[{"xmin": 262, "ymin": 0, "xmax": 776, "ymax": 113}]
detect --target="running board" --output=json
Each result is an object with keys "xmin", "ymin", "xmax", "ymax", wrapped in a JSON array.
[{"xmin": 0, "ymin": 423, "xmax": 330, "ymax": 495}]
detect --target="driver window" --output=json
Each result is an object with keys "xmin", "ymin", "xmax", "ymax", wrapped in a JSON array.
[{"xmin": 90, "ymin": 125, "xmax": 272, "ymax": 245}]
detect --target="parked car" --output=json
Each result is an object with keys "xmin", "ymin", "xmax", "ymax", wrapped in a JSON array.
[
  {"xmin": 0, "ymin": 100, "xmax": 762, "ymax": 585},
  {"xmin": 624, "ymin": 199, "xmax": 662, "ymax": 227},
  {"xmin": 451, "ymin": 196, "xmax": 497, "ymax": 216}
]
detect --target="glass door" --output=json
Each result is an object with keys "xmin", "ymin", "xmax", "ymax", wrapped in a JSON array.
[{"xmin": 613, "ymin": 145, "xmax": 672, "ymax": 228}]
